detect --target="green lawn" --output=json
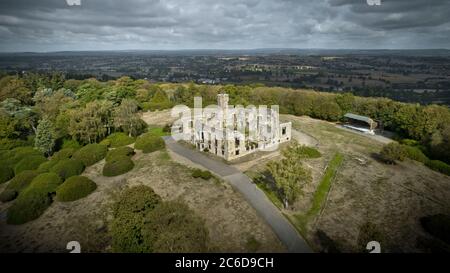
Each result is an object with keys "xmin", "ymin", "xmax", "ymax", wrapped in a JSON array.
[
  {"xmin": 147, "ymin": 126, "xmax": 170, "ymax": 137},
  {"xmin": 293, "ymin": 152, "xmax": 344, "ymax": 232}
]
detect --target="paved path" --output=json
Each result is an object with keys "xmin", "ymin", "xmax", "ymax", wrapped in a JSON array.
[{"xmin": 163, "ymin": 136, "xmax": 313, "ymax": 253}]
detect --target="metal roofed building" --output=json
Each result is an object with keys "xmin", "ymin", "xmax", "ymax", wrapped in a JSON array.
[{"xmin": 343, "ymin": 113, "xmax": 378, "ymax": 135}]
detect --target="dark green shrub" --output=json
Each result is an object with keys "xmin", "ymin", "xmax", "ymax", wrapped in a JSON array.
[
  {"xmin": 0, "ymin": 165, "xmax": 14, "ymax": 184},
  {"xmin": 420, "ymin": 214, "xmax": 450, "ymax": 245},
  {"xmin": 62, "ymin": 139, "xmax": 81, "ymax": 150},
  {"xmin": 192, "ymin": 169, "xmax": 213, "ymax": 180},
  {"xmin": 162, "ymin": 124, "xmax": 172, "ymax": 133},
  {"xmin": 7, "ymin": 172, "xmax": 62, "ymax": 224},
  {"xmin": 4, "ymin": 170, "xmax": 39, "ymax": 193},
  {"xmin": 142, "ymin": 201, "xmax": 209, "ymax": 253},
  {"xmin": 103, "ymin": 156, "xmax": 134, "ymax": 177},
  {"xmin": 5, "ymin": 146, "xmax": 42, "ymax": 168},
  {"xmin": 50, "ymin": 158, "xmax": 85, "ymax": 180},
  {"xmin": 72, "ymin": 144, "xmax": 107, "ymax": 166},
  {"xmin": 101, "ymin": 132, "xmax": 135, "ymax": 148},
  {"xmin": 425, "ymin": 160, "xmax": 450, "ymax": 176},
  {"xmin": 56, "ymin": 176, "xmax": 97, "ymax": 202},
  {"xmin": 111, "ymin": 186, "xmax": 162, "ymax": 252},
  {"xmin": 14, "ymin": 155, "xmax": 47, "ymax": 174},
  {"xmin": 0, "ymin": 189, "xmax": 18, "ymax": 203},
  {"xmin": 399, "ymin": 139, "xmax": 420, "ymax": 146},
  {"xmin": 37, "ymin": 159, "xmax": 59, "ymax": 173},
  {"xmin": 403, "ymin": 145, "xmax": 428, "ymax": 163},
  {"xmin": 52, "ymin": 148, "xmax": 76, "ymax": 161},
  {"xmin": 379, "ymin": 142, "xmax": 406, "ymax": 164},
  {"xmin": 134, "ymin": 133, "xmax": 165, "ymax": 153},
  {"xmin": 105, "ymin": 146, "xmax": 135, "ymax": 162},
  {"xmin": 294, "ymin": 146, "xmax": 321, "ymax": 158}
]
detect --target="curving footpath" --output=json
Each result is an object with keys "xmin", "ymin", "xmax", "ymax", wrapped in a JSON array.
[{"xmin": 163, "ymin": 136, "xmax": 313, "ymax": 253}]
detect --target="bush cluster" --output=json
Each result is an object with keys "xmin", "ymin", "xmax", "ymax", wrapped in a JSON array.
[
  {"xmin": 52, "ymin": 148, "xmax": 77, "ymax": 161},
  {"xmin": 111, "ymin": 186, "xmax": 162, "ymax": 252},
  {"xmin": 191, "ymin": 169, "xmax": 213, "ymax": 180},
  {"xmin": 7, "ymin": 172, "xmax": 62, "ymax": 224},
  {"xmin": 72, "ymin": 143, "xmax": 107, "ymax": 166},
  {"xmin": 134, "ymin": 133, "xmax": 165, "ymax": 153},
  {"xmin": 110, "ymin": 185, "xmax": 208, "ymax": 253},
  {"xmin": 105, "ymin": 146, "xmax": 135, "ymax": 162},
  {"xmin": 100, "ymin": 132, "xmax": 135, "ymax": 148},
  {"xmin": 14, "ymin": 155, "xmax": 48, "ymax": 175},
  {"xmin": 56, "ymin": 176, "xmax": 97, "ymax": 202},
  {"xmin": 37, "ymin": 159, "xmax": 60, "ymax": 173},
  {"xmin": 50, "ymin": 158, "xmax": 85, "ymax": 180},
  {"xmin": 103, "ymin": 155, "xmax": 134, "ymax": 177},
  {"xmin": 425, "ymin": 160, "xmax": 450, "ymax": 176},
  {"xmin": 0, "ymin": 165, "xmax": 14, "ymax": 184},
  {"xmin": 379, "ymin": 142, "xmax": 407, "ymax": 164},
  {"xmin": 380, "ymin": 142, "xmax": 450, "ymax": 176}
]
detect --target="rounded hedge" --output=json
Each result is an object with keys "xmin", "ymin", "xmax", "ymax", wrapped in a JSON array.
[
  {"xmin": 0, "ymin": 165, "xmax": 14, "ymax": 184},
  {"xmin": 14, "ymin": 155, "xmax": 48, "ymax": 175},
  {"xmin": 106, "ymin": 146, "xmax": 135, "ymax": 162},
  {"xmin": 72, "ymin": 144, "xmax": 107, "ymax": 166},
  {"xmin": 101, "ymin": 132, "xmax": 135, "ymax": 148},
  {"xmin": 103, "ymin": 155, "xmax": 134, "ymax": 177},
  {"xmin": 134, "ymin": 133, "xmax": 165, "ymax": 153},
  {"xmin": 56, "ymin": 176, "xmax": 97, "ymax": 202},
  {"xmin": 7, "ymin": 172, "xmax": 62, "ymax": 224},
  {"xmin": 7, "ymin": 146, "xmax": 43, "ymax": 167},
  {"xmin": 52, "ymin": 148, "xmax": 76, "ymax": 161},
  {"xmin": 4, "ymin": 170, "xmax": 39, "ymax": 193},
  {"xmin": 37, "ymin": 159, "xmax": 60, "ymax": 173},
  {"xmin": 0, "ymin": 189, "xmax": 18, "ymax": 203},
  {"xmin": 50, "ymin": 158, "xmax": 85, "ymax": 180},
  {"xmin": 425, "ymin": 160, "xmax": 450, "ymax": 176}
]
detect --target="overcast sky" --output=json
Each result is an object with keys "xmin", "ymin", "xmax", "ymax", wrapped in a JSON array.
[{"xmin": 0, "ymin": 0, "xmax": 449, "ymax": 52}]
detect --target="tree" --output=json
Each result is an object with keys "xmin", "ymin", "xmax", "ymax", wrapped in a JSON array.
[
  {"xmin": 35, "ymin": 117, "xmax": 56, "ymax": 156},
  {"xmin": 335, "ymin": 93, "xmax": 355, "ymax": 113},
  {"xmin": 0, "ymin": 76, "xmax": 33, "ymax": 105},
  {"xmin": 68, "ymin": 100, "xmax": 113, "ymax": 143},
  {"xmin": 113, "ymin": 99, "xmax": 146, "ymax": 137},
  {"xmin": 267, "ymin": 156, "xmax": 312, "ymax": 209}
]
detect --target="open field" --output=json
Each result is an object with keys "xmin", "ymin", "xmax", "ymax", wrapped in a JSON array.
[{"xmin": 0, "ymin": 144, "xmax": 284, "ymax": 253}]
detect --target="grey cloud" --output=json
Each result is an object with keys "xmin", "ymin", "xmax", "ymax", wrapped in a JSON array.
[{"xmin": 0, "ymin": 0, "xmax": 449, "ymax": 51}]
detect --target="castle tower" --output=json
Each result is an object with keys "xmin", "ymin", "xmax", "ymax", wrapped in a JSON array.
[{"xmin": 217, "ymin": 93, "xmax": 229, "ymax": 110}]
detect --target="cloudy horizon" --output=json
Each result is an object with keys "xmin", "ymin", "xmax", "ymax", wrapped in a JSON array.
[{"xmin": 0, "ymin": 0, "xmax": 449, "ymax": 52}]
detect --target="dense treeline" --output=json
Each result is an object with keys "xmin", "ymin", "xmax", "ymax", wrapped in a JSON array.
[{"xmin": 1, "ymin": 72, "xmax": 449, "ymax": 165}]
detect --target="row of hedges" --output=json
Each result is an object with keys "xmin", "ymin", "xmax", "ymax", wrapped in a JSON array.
[
  {"xmin": 7, "ymin": 172, "xmax": 62, "ymax": 224},
  {"xmin": 110, "ymin": 185, "xmax": 208, "ymax": 253},
  {"xmin": 380, "ymin": 142, "xmax": 450, "ymax": 176},
  {"xmin": 0, "ymin": 170, "xmax": 39, "ymax": 202}
]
